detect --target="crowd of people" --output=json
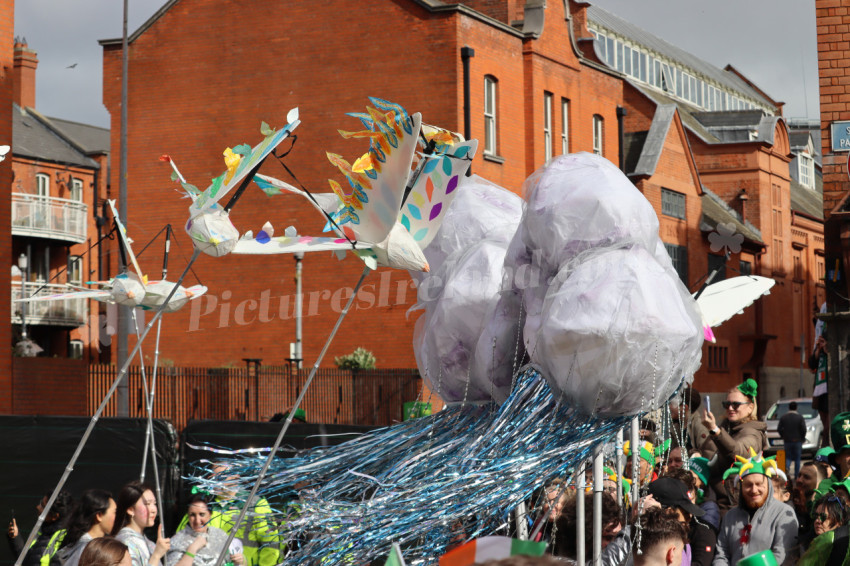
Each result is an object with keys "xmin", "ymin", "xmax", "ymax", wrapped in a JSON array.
[
  {"xmin": 7, "ymin": 480, "xmax": 277, "ymax": 566},
  {"xmin": 525, "ymin": 380, "xmax": 850, "ymax": 566},
  {"xmin": 9, "ymin": 379, "xmax": 850, "ymax": 566}
]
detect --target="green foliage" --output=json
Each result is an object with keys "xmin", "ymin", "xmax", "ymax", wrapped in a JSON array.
[{"xmin": 334, "ymin": 347, "xmax": 376, "ymax": 370}]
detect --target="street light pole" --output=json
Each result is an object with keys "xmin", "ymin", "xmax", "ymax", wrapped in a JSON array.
[
  {"xmin": 294, "ymin": 252, "xmax": 303, "ymax": 369},
  {"xmin": 18, "ymin": 252, "xmax": 27, "ymax": 340}
]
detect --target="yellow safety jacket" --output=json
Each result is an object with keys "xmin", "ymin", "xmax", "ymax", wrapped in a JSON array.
[{"xmin": 176, "ymin": 499, "xmax": 280, "ymax": 566}]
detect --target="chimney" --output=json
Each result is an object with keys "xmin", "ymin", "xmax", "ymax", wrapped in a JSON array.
[{"xmin": 13, "ymin": 37, "xmax": 38, "ymax": 109}]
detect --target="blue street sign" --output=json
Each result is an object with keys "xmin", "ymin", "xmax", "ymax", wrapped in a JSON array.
[{"xmin": 831, "ymin": 121, "xmax": 850, "ymax": 152}]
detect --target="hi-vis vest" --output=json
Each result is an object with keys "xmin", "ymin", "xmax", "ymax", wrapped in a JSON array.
[{"xmin": 176, "ymin": 500, "xmax": 280, "ymax": 566}]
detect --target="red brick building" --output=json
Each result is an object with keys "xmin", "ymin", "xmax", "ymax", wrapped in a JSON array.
[
  {"xmin": 0, "ymin": 0, "xmax": 14, "ymax": 413},
  {"xmin": 816, "ymin": 0, "xmax": 850, "ymax": 420},
  {"xmin": 9, "ymin": 40, "xmax": 110, "ymax": 362},
  {"xmin": 92, "ymin": 0, "xmax": 821, "ymax": 405}
]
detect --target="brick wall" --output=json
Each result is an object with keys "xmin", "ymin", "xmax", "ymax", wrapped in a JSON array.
[
  {"xmin": 818, "ymin": 0, "xmax": 850, "ymax": 215},
  {"xmin": 99, "ymin": 0, "xmax": 628, "ymax": 370},
  {"xmin": 0, "ymin": 0, "xmax": 14, "ymax": 412},
  {"xmin": 12, "ymin": 357, "xmax": 88, "ymax": 415}
]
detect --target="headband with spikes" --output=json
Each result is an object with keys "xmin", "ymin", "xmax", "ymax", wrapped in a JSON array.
[
  {"xmin": 623, "ymin": 439, "xmax": 671, "ymax": 466},
  {"xmin": 722, "ymin": 447, "xmax": 779, "ymax": 480}
]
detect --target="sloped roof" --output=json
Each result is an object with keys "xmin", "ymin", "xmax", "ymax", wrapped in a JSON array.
[
  {"xmin": 691, "ymin": 111, "xmax": 781, "ymax": 145},
  {"xmin": 790, "ymin": 176, "xmax": 824, "ymax": 220},
  {"xmin": 700, "ymin": 186, "xmax": 763, "ymax": 245},
  {"xmin": 630, "ymin": 83, "xmax": 720, "ymax": 143},
  {"xmin": 47, "ymin": 117, "xmax": 110, "ymax": 155},
  {"xmin": 587, "ymin": 5, "xmax": 777, "ymax": 111},
  {"xmin": 629, "ymin": 104, "xmax": 675, "ymax": 177},
  {"xmin": 12, "ymin": 105, "xmax": 100, "ymax": 168}
]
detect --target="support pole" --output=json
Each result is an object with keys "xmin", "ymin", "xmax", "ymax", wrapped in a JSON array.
[
  {"xmin": 630, "ymin": 417, "xmax": 640, "ymax": 506},
  {"xmin": 294, "ymin": 253, "xmax": 303, "ymax": 369},
  {"xmin": 117, "ymin": 0, "xmax": 130, "ymax": 417},
  {"xmin": 576, "ymin": 460, "xmax": 586, "ymax": 565},
  {"xmin": 615, "ymin": 429, "xmax": 624, "ymax": 510},
  {"xmin": 16, "ymin": 249, "xmax": 200, "ymax": 566},
  {"xmin": 212, "ymin": 266, "xmax": 372, "ymax": 566},
  {"xmin": 514, "ymin": 502, "xmax": 529, "ymax": 541},
  {"xmin": 137, "ymin": 314, "xmax": 165, "ymax": 530},
  {"xmin": 592, "ymin": 446, "xmax": 604, "ymax": 566}
]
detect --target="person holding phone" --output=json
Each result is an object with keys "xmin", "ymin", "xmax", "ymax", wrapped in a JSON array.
[
  {"xmin": 7, "ymin": 492, "xmax": 75, "ymax": 566},
  {"xmin": 700, "ymin": 379, "xmax": 768, "ymax": 509}
]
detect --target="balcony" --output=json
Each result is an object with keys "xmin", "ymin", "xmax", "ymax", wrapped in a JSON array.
[
  {"xmin": 12, "ymin": 193, "xmax": 87, "ymax": 243},
  {"xmin": 12, "ymin": 282, "xmax": 88, "ymax": 327}
]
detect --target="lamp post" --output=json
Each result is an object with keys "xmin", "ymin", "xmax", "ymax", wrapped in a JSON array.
[{"xmin": 18, "ymin": 252, "xmax": 27, "ymax": 340}]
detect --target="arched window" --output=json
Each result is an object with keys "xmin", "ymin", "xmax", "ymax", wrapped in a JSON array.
[{"xmin": 592, "ymin": 115, "xmax": 604, "ymax": 156}]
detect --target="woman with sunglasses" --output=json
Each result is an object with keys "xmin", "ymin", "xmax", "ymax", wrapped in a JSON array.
[
  {"xmin": 798, "ymin": 495, "xmax": 848, "ymax": 565},
  {"xmin": 700, "ymin": 379, "xmax": 768, "ymax": 509}
]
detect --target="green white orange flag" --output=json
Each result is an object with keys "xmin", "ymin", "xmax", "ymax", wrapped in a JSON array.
[
  {"xmin": 438, "ymin": 537, "xmax": 547, "ymax": 565},
  {"xmin": 385, "ymin": 543, "xmax": 407, "ymax": 566}
]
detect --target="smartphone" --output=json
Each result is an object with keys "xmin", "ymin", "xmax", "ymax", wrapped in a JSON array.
[{"xmin": 705, "ymin": 395, "xmax": 711, "ymax": 413}]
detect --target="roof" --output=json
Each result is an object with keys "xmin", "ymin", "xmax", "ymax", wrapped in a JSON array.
[
  {"xmin": 100, "ymin": 0, "xmax": 526, "ymax": 46},
  {"xmin": 691, "ymin": 111, "xmax": 781, "ymax": 145},
  {"xmin": 700, "ymin": 186, "xmax": 763, "ymax": 245},
  {"xmin": 12, "ymin": 105, "xmax": 102, "ymax": 169},
  {"xmin": 47, "ymin": 117, "xmax": 110, "ymax": 155},
  {"xmin": 630, "ymin": 82, "xmax": 720, "ymax": 143},
  {"xmin": 629, "ymin": 104, "xmax": 675, "ymax": 177},
  {"xmin": 587, "ymin": 5, "xmax": 777, "ymax": 111},
  {"xmin": 790, "ymin": 176, "xmax": 824, "ymax": 221}
]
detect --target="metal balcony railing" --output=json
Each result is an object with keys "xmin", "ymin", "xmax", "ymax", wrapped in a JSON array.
[
  {"xmin": 12, "ymin": 193, "xmax": 87, "ymax": 243},
  {"xmin": 12, "ymin": 281, "xmax": 88, "ymax": 327}
]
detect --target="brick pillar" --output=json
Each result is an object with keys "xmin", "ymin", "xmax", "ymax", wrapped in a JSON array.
[{"xmin": 0, "ymin": 0, "xmax": 15, "ymax": 412}]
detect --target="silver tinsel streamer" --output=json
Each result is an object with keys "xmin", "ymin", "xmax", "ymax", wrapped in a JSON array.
[{"xmin": 188, "ymin": 367, "xmax": 630, "ymax": 565}]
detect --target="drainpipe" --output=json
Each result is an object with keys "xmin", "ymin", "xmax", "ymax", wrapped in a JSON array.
[
  {"xmin": 616, "ymin": 106, "xmax": 627, "ymax": 172},
  {"xmin": 461, "ymin": 46, "xmax": 475, "ymax": 174}
]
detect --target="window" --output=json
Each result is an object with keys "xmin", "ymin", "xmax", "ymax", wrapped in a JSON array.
[
  {"xmin": 624, "ymin": 45, "xmax": 632, "ymax": 75},
  {"xmin": 664, "ymin": 243, "xmax": 688, "ymax": 285},
  {"xmin": 605, "ymin": 37, "xmax": 615, "ymax": 67},
  {"xmin": 773, "ymin": 238, "xmax": 784, "ymax": 271},
  {"xmin": 799, "ymin": 153, "xmax": 815, "ymax": 189},
  {"xmin": 592, "ymin": 115, "xmax": 603, "ymax": 156},
  {"xmin": 36, "ymin": 173, "xmax": 49, "ymax": 197},
  {"xmin": 69, "ymin": 340, "xmax": 83, "ymax": 360},
  {"xmin": 661, "ymin": 188, "xmax": 686, "ymax": 219},
  {"xmin": 793, "ymin": 251, "xmax": 803, "ymax": 281},
  {"xmin": 68, "ymin": 256, "xmax": 83, "ymax": 285},
  {"xmin": 543, "ymin": 92, "xmax": 553, "ymax": 162},
  {"xmin": 561, "ymin": 99, "xmax": 570, "ymax": 155},
  {"xmin": 708, "ymin": 253, "xmax": 727, "ymax": 281},
  {"xmin": 740, "ymin": 260, "xmax": 752, "ymax": 276},
  {"xmin": 484, "ymin": 76, "xmax": 498, "ymax": 156},
  {"xmin": 707, "ymin": 345, "xmax": 729, "ymax": 372},
  {"xmin": 71, "ymin": 178, "xmax": 84, "ymax": 202}
]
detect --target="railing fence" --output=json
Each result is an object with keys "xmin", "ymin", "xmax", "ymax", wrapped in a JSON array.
[{"xmin": 88, "ymin": 365, "xmax": 423, "ymax": 430}]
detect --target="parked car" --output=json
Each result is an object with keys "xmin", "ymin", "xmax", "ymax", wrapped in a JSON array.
[{"xmin": 764, "ymin": 398, "xmax": 822, "ymax": 455}]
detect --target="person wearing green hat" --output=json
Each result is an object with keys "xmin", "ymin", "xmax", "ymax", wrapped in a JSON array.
[
  {"xmin": 713, "ymin": 450, "xmax": 798, "ymax": 566},
  {"xmin": 814, "ymin": 412, "xmax": 850, "ymax": 502},
  {"xmin": 700, "ymin": 379, "xmax": 768, "ymax": 509},
  {"xmin": 687, "ymin": 457, "xmax": 720, "ymax": 533}
]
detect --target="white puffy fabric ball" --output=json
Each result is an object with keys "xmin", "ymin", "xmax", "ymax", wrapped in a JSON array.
[{"xmin": 528, "ymin": 246, "xmax": 703, "ymax": 416}]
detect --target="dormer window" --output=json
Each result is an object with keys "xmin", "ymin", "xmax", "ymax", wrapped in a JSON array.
[{"xmin": 798, "ymin": 152, "xmax": 814, "ymax": 189}]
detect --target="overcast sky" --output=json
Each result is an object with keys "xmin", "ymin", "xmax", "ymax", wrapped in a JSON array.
[{"xmin": 14, "ymin": 0, "xmax": 819, "ymax": 129}]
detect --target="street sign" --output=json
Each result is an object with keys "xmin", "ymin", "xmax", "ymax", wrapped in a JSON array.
[{"xmin": 831, "ymin": 121, "xmax": 850, "ymax": 151}]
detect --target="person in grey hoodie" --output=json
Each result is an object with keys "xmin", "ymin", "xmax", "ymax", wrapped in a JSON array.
[{"xmin": 712, "ymin": 451, "xmax": 798, "ymax": 566}]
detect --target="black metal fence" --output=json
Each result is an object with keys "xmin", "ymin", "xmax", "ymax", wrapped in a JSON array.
[{"xmin": 88, "ymin": 365, "xmax": 423, "ymax": 431}]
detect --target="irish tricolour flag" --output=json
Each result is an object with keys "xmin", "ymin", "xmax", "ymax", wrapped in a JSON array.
[{"xmin": 439, "ymin": 537, "xmax": 547, "ymax": 565}]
